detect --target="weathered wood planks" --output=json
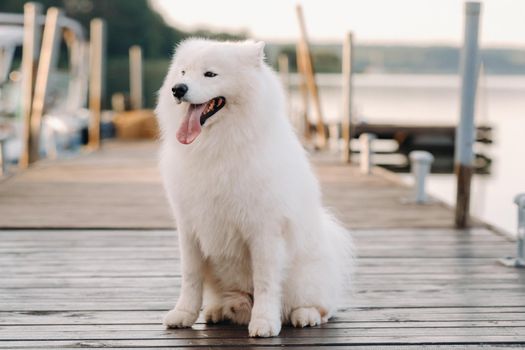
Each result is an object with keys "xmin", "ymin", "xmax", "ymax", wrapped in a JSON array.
[
  {"xmin": 0, "ymin": 141, "xmax": 524, "ymax": 348},
  {"xmin": 1, "ymin": 227, "xmax": 524, "ymax": 347}
]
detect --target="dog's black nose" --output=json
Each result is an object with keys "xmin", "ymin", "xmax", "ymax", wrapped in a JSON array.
[{"xmin": 172, "ymin": 84, "xmax": 188, "ymax": 99}]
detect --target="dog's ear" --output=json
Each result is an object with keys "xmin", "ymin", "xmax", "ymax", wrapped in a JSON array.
[
  {"xmin": 242, "ymin": 40, "xmax": 265, "ymax": 67},
  {"xmin": 254, "ymin": 41, "xmax": 266, "ymax": 64}
]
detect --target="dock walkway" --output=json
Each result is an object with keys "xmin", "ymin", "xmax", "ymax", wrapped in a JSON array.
[{"xmin": 1, "ymin": 141, "xmax": 524, "ymax": 348}]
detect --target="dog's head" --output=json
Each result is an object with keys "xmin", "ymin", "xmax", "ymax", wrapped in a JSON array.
[{"xmin": 157, "ymin": 39, "xmax": 266, "ymax": 145}]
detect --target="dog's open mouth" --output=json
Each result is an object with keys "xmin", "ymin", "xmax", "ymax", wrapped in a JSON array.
[
  {"xmin": 199, "ymin": 96, "xmax": 226, "ymax": 126},
  {"xmin": 176, "ymin": 97, "xmax": 226, "ymax": 144}
]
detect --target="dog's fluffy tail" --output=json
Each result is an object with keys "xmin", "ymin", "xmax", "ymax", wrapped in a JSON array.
[{"xmin": 322, "ymin": 210, "xmax": 355, "ymax": 302}]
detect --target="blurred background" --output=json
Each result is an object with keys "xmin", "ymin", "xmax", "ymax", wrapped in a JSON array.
[{"xmin": 1, "ymin": 0, "xmax": 524, "ymax": 234}]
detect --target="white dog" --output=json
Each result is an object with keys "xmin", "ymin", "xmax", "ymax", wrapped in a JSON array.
[{"xmin": 155, "ymin": 38, "xmax": 353, "ymax": 337}]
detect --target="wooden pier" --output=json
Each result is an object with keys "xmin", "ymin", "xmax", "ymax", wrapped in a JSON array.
[{"xmin": 1, "ymin": 141, "xmax": 525, "ymax": 348}]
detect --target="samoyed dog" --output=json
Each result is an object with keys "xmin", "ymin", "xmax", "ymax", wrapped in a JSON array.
[{"xmin": 155, "ymin": 38, "xmax": 353, "ymax": 337}]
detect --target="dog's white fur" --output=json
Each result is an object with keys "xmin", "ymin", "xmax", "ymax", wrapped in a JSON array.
[{"xmin": 155, "ymin": 39, "xmax": 353, "ymax": 337}]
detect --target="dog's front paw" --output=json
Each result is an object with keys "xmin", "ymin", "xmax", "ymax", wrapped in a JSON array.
[
  {"xmin": 248, "ymin": 317, "xmax": 281, "ymax": 337},
  {"xmin": 163, "ymin": 308, "xmax": 199, "ymax": 328}
]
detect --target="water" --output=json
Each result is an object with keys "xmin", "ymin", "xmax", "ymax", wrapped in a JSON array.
[{"xmin": 288, "ymin": 73, "xmax": 525, "ymax": 236}]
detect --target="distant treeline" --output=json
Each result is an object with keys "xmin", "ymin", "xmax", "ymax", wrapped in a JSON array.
[
  {"xmin": 0, "ymin": 0, "xmax": 246, "ymax": 59},
  {"xmin": 3, "ymin": 0, "xmax": 524, "ymax": 108},
  {"xmin": 266, "ymin": 44, "xmax": 525, "ymax": 75}
]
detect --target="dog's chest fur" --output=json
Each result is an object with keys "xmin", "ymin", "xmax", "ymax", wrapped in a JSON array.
[{"xmin": 162, "ymin": 145, "xmax": 277, "ymax": 260}]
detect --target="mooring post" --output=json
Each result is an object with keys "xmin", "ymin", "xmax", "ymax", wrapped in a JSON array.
[
  {"xmin": 88, "ymin": 18, "xmax": 106, "ymax": 150},
  {"xmin": 0, "ymin": 137, "xmax": 8, "ymax": 176},
  {"xmin": 19, "ymin": 2, "xmax": 43, "ymax": 168},
  {"xmin": 28, "ymin": 7, "xmax": 62, "ymax": 164},
  {"xmin": 341, "ymin": 32, "xmax": 354, "ymax": 163},
  {"xmin": 129, "ymin": 45, "xmax": 143, "ymax": 110},
  {"xmin": 295, "ymin": 4, "xmax": 327, "ymax": 149},
  {"xmin": 455, "ymin": 2, "xmax": 482, "ymax": 228},
  {"xmin": 295, "ymin": 42, "xmax": 310, "ymax": 140},
  {"xmin": 359, "ymin": 133, "xmax": 376, "ymax": 175},
  {"xmin": 278, "ymin": 53, "xmax": 291, "ymax": 123},
  {"xmin": 498, "ymin": 194, "xmax": 525, "ymax": 268},
  {"xmin": 409, "ymin": 151, "xmax": 434, "ymax": 204},
  {"xmin": 278, "ymin": 54, "xmax": 289, "ymax": 94}
]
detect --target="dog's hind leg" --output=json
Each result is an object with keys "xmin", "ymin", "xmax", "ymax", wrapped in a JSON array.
[
  {"xmin": 202, "ymin": 262, "xmax": 253, "ymax": 325},
  {"xmin": 220, "ymin": 291, "xmax": 253, "ymax": 325},
  {"xmin": 203, "ymin": 288, "xmax": 253, "ymax": 325}
]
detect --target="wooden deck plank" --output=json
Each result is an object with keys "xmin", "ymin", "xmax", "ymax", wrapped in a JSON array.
[
  {"xmin": 21, "ymin": 347, "xmax": 525, "ymax": 350},
  {"xmin": 4, "ymin": 307, "xmax": 525, "ymax": 325},
  {"xmin": 1, "ymin": 336, "xmax": 525, "ymax": 348},
  {"xmin": 18, "ymin": 347, "xmax": 525, "ymax": 350},
  {"xmin": 1, "ymin": 328, "xmax": 525, "ymax": 342}
]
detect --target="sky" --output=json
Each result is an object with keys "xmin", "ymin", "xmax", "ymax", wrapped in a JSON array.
[{"xmin": 151, "ymin": 0, "xmax": 525, "ymax": 47}]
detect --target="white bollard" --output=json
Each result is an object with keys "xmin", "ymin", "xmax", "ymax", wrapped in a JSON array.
[
  {"xmin": 499, "ymin": 194, "xmax": 525, "ymax": 267},
  {"xmin": 359, "ymin": 133, "xmax": 376, "ymax": 175},
  {"xmin": 409, "ymin": 151, "xmax": 435, "ymax": 204}
]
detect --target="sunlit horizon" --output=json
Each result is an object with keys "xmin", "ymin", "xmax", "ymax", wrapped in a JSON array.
[{"xmin": 151, "ymin": 0, "xmax": 525, "ymax": 48}]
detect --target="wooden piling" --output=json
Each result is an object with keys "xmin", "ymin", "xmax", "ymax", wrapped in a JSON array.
[
  {"xmin": 278, "ymin": 54, "xmax": 290, "ymax": 118},
  {"xmin": 455, "ymin": 2, "xmax": 481, "ymax": 228},
  {"xmin": 295, "ymin": 42, "xmax": 311, "ymax": 140},
  {"xmin": 129, "ymin": 45, "xmax": 143, "ymax": 110},
  {"xmin": 88, "ymin": 18, "xmax": 106, "ymax": 149},
  {"xmin": 278, "ymin": 54, "xmax": 289, "ymax": 91},
  {"xmin": 19, "ymin": 2, "xmax": 42, "ymax": 168},
  {"xmin": 27, "ymin": 7, "xmax": 62, "ymax": 164},
  {"xmin": 341, "ymin": 32, "xmax": 354, "ymax": 163},
  {"xmin": 295, "ymin": 4, "xmax": 327, "ymax": 149}
]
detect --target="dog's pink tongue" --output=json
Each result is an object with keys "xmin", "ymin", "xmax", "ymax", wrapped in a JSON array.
[{"xmin": 176, "ymin": 104, "xmax": 206, "ymax": 144}]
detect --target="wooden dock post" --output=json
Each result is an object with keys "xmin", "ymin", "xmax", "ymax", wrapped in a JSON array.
[
  {"xmin": 295, "ymin": 4, "xmax": 327, "ymax": 149},
  {"xmin": 19, "ymin": 2, "xmax": 43, "ymax": 169},
  {"xmin": 278, "ymin": 54, "xmax": 290, "ymax": 120},
  {"xmin": 0, "ymin": 136, "xmax": 8, "ymax": 176},
  {"xmin": 27, "ymin": 7, "xmax": 62, "ymax": 164},
  {"xmin": 455, "ymin": 2, "xmax": 481, "ymax": 228},
  {"xmin": 129, "ymin": 45, "xmax": 143, "ymax": 110},
  {"xmin": 341, "ymin": 32, "xmax": 354, "ymax": 163},
  {"xmin": 295, "ymin": 42, "xmax": 311, "ymax": 140},
  {"xmin": 88, "ymin": 18, "xmax": 106, "ymax": 149},
  {"xmin": 278, "ymin": 54, "xmax": 289, "ymax": 94}
]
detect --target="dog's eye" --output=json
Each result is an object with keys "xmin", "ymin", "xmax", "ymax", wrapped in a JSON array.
[
  {"xmin": 204, "ymin": 71, "xmax": 217, "ymax": 78},
  {"xmin": 181, "ymin": 70, "xmax": 185, "ymax": 76}
]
